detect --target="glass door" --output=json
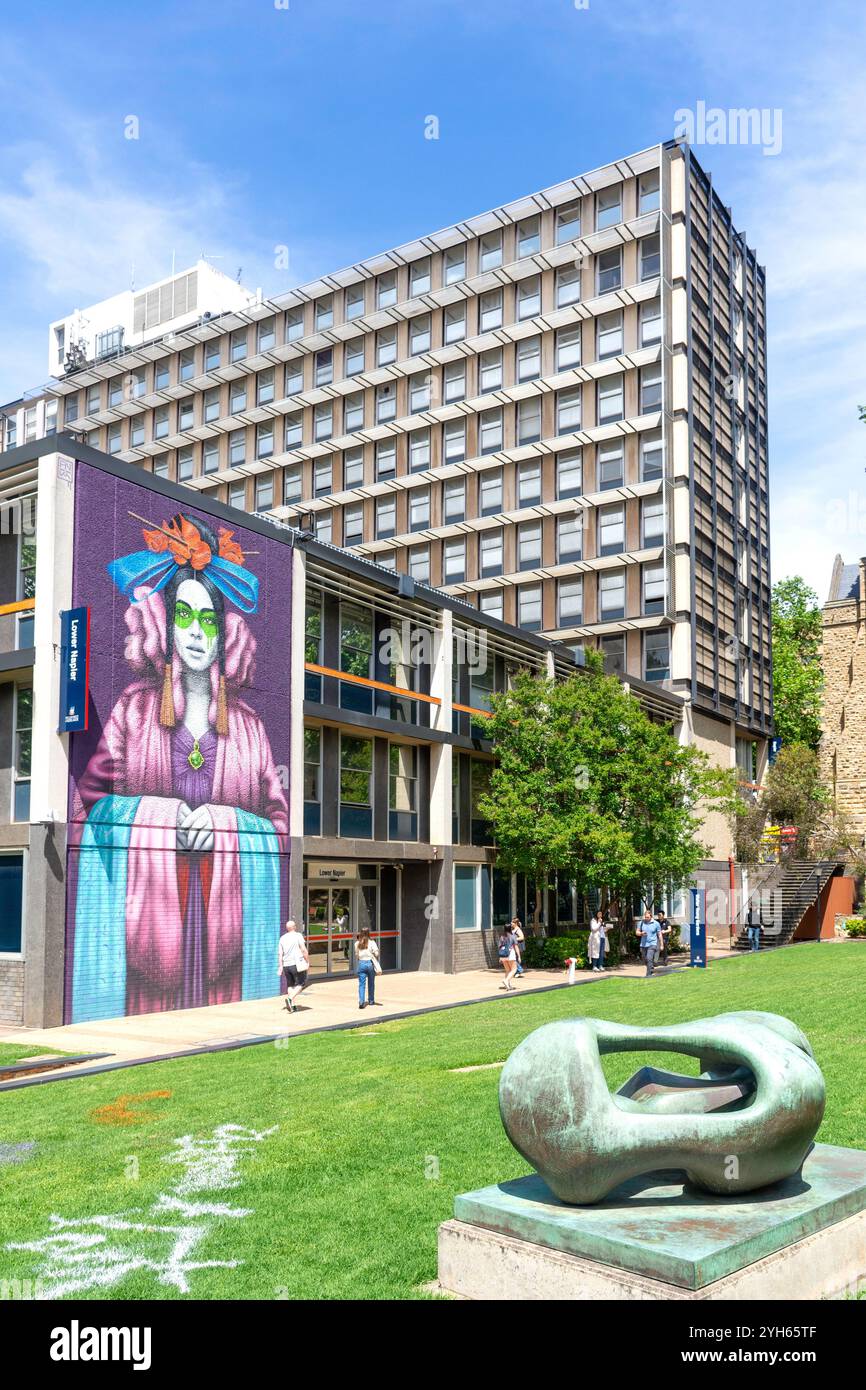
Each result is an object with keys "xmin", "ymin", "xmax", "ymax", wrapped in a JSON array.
[
  {"xmin": 306, "ymin": 888, "xmax": 330, "ymax": 975},
  {"xmin": 330, "ymin": 887, "xmax": 354, "ymax": 974}
]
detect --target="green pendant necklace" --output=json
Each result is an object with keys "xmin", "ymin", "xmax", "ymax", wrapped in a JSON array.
[{"xmin": 187, "ymin": 739, "xmax": 205, "ymax": 771}]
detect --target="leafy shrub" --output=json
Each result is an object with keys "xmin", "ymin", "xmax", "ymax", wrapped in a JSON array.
[
  {"xmin": 522, "ymin": 931, "xmax": 621, "ymax": 970},
  {"xmin": 844, "ymin": 917, "xmax": 866, "ymax": 938}
]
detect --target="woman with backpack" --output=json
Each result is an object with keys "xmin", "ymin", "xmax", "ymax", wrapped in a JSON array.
[{"xmin": 498, "ymin": 926, "xmax": 519, "ymax": 991}]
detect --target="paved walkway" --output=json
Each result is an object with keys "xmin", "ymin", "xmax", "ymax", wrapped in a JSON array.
[{"xmin": 0, "ymin": 945, "xmax": 735, "ymax": 1083}]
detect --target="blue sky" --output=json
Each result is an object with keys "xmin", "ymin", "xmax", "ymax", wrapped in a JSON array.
[{"xmin": 1, "ymin": 0, "xmax": 864, "ymax": 596}]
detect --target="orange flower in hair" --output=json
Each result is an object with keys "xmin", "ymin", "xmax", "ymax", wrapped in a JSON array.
[
  {"xmin": 143, "ymin": 517, "xmax": 212, "ymax": 571},
  {"xmin": 218, "ymin": 528, "xmax": 246, "ymax": 566}
]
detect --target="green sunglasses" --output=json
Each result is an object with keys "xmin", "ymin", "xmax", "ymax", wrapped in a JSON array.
[{"xmin": 174, "ymin": 599, "xmax": 219, "ymax": 638}]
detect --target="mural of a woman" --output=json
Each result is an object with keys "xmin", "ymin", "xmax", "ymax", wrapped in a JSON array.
[{"xmin": 70, "ymin": 511, "xmax": 288, "ymax": 1022}]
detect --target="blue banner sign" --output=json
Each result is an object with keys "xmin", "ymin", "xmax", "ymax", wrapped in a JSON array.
[
  {"xmin": 58, "ymin": 606, "xmax": 90, "ymax": 733},
  {"xmin": 688, "ymin": 887, "xmax": 707, "ymax": 968}
]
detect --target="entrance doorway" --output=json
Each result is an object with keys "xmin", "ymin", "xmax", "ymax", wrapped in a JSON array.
[{"xmin": 303, "ymin": 867, "xmax": 396, "ymax": 976}]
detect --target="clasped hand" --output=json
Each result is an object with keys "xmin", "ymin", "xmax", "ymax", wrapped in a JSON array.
[{"xmin": 176, "ymin": 802, "xmax": 215, "ymax": 853}]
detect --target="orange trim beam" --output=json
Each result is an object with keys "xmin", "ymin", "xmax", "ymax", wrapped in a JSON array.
[
  {"xmin": 304, "ymin": 663, "xmax": 494, "ymax": 723},
  {"xmin": 0, "ymin": 598, "xmax": 35, "ymax": 616}
]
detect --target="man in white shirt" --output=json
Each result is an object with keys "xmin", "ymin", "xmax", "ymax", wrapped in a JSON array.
[{"xmin": 277, "ymin": 920, "xmax": 310, "ymax": 1012}]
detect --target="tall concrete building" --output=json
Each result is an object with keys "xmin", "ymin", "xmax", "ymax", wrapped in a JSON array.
[{"xmin": 46, "ymin": 140, "xmax": 772, "ymax": 830}]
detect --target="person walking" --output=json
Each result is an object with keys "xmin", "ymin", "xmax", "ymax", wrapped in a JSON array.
[
  {"xmin": 588, "ymin": 914, "xmax": 606, "ymax": 972},
  {"xmin": 277, "ymin": 919, "xmax": 310, "ymax": 1013},
  {"xmin": 356, "ymin": 930, "xmax": 381, "ymax": 1009},
  {"xmin": 637, "ymin": 910, "xmax": 662, "ymax": 977},
  {"xmin": 746, "ymin": 902, "xmax": 761, "ymax": 952},
  {"xmin": 511, "ymin": 917, "xmax": 526, "ymax": 975},
  {"xmin": 657, "ymin": 909, "xmax": 671, "ymax": 966},
  {"xmin": 497, "ymin": 926, "xmax": 519, "ymax": 991}
]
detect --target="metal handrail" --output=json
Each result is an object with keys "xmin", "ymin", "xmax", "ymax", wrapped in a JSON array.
[{"xmin": 734, "ymin": 861, "xmax": 837, "ymax": 942}]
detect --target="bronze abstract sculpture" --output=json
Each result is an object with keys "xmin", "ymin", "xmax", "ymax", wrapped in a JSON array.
[{"xmin": 499, "ymin": 1011, "xmax": 825, "ymax": 1204}]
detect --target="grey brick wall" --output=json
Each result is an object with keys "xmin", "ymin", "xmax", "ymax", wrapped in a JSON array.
[
  {"xmin": 453, "ymin": 929, "xmax": 499, "ymax": 972},
  {"xmin": 0, "ymin": 959, "xmax": 24, "ymax": 1023}
]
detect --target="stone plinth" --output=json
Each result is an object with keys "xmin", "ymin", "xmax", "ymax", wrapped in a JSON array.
[{"xmin": 438, "ymin": 1143, "xmax": 866, "ymax": 1300}]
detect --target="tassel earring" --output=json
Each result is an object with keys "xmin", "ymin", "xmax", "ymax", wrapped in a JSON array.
[
  {"xmin": 216, "ymin": 673, "xmax": 228, "ymax": 736},
  {"xmin": 160, "ymin": 658, "xmax": 176, "ymax": 728}
]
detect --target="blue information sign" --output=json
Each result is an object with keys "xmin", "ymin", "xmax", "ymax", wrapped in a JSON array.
[
  {"xmin": 688, "ymin": 887, "xmax": 707, "ymax": 968},
  {"xmin": 58, "ymin": 606, "xmax": 90, "ymax": 733}
]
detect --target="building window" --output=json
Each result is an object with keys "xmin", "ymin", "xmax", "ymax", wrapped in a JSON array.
[
  {"xmin": 409, "ymin": 487, "xmax": 430, "ymax": 532},
  {"xmin": 481, "ymin": 469, "xmax": 503, "ymax": 516},
  {"xmin": 152, "ymin": 455, "xmax": 169, "ymax": 478},
  {"xmin": 642, "ymin": 497, "xmax": 665, "ymax": 547},
  {"xmin": 517, "ymin": 217, "xmax": 540, "ymax": 258},
  {"xmin": 556, "ymin": 265, "xmax": 581, "ymax": 308},
  {"xmin": 108, "ymin": 379, "xmax": 123, "ymax": 408},
  {"xmin": 598, "ymin": 505, "xmax": 624, "ymax": 556},
  {"xmin": 444, "ymin": 246, "xmax": 466, "ymax": 284},
  {"xmin": 389, "ymin": 745, "xmax": 418, "ymax": 840},
  {"xmin": 518, "ymin": 520, "xmax": 541, "ymax": 571},
  {"xmin": 377, "ymin": 271, "xmax": 397, "ymax": 309},
  {"xmin": 480, "ymin": 348, "xmax": 503, "ymax": 393},
  {"xmin": 596, "ymin": 185, "xmax": 622, "ymax": 230},
  {"xmin": 558, "ymin": 576, "xmax": 583, "ymax": 626},
  {"xmin": 517, "ymin": 336, "xmax": 541, "ymax": 383},
  {"xmin": 444, "ymin": 418, "xmax": 465, "ymax": 464},
  {"xmin": 408, "ymin": 545, "xmax": 430, "ymax": 584},
  {"xmin": 203, "ymin": 438, "xmax": 220, "ymax": 474},
  {"xmin": 255, "ymin": 474, "xmax": 274, "ymax": 513},
  {"xmin": 130, "ymin": 418, "xmax": 145, "ymax": 448},
  {"xmin": 556, "ymin": 325, "xmax": 581, "ymax": 373},
  {"xmin": 314, "ymin": 458, "xmax": 333, "ymax": 497},
  {"xmin": 641, "ymin": 431, "xmax": 663, "ymax": 480},
  {"xmin": 640, "ymin": 299, "xmax": 662, "ymax": 346},
  {"xmin": 480, "ymin": 589, "xmax": 504, "ymax": 620},
  {"xmin": 131, "ymin": 369, "xmax": 146, "ymax": 398},
  {"xmin": 345, "ymin": 283, "xmax": 365, "ymax": 319},
  {"xmin": 86, "ymin": 383, "xmax": 102, "ymax": 413},
  {"xmin": 644, "ymin": 629, "xmax": 670, "ymax": 682},
  {"xmin": 257, "ymin": 318, "xmax": 276, "ymax": 352},
  {"xmin": 454, "ymin": 863, "xmax": 484, "ymax": 931},
  {"xmin": 596, "ymin": 247, "xmax": 622, "ymax": 294},
  {"xmin": 598, "ymin": 440, "xmax": 624, "ymax": 490},
  {"xmin": 517, "ymin": 584, "xmax": 542, "ymax": 631},
  {"xmin": 640, "ymin": 234, "xmax": 661, "ymax": 281},
  {"xmin": 303, "ymin": 728, "xmax": 321, "ymax": 835},
  {"xmin": 344, "ymin": 502, "xmax": 364, "ymax": 546},
  {"xmin": 640, "ymin": 364, "xmax": 662, "ymax": 413},
  {"xmin": 229, "ymin": 482, "xmax": 246, "ymax": 509},
  {"xmin": 479, "ymin": 290, "xmax": 503, "ymax": 332},
  {"xmin": 284, "ymin": 464, "xmax": 302, "ymax": 505},
  {"xmin": 228, "ymin": 429, "xmax": 246, "ymax": 466},
  {"xmin": 315, "ymin": 511, "xmax": 333, "ymax": 544},
  {"xmin": 13, "ymin": 686, "xmax": 32, "ymax": 822},
  {"xmin": 230, "ymin": 330, "xmax": 248, "ymax": 363},
  {"xmin": 410, "ymin": 371, "xmax": 431, "ymax": 412},
  {"xmin": 64, "ymin": 394, "xmax": 80, "ymax": 424},
  {"xmin": 410, "ymin": 258, "xmax": 431, "ymax": 295},
  {"xmin": 444, "ymin": 304, "xmax": 466, "ymax": 344},
  {"xmin": 286, "ymin": 307, "xmax": 304, "ymax": 341},
  {"xmin": 601, "ymin": 634, "xmax": 626, "ymax": 675},
  {"xmin": 376, "ymin": 439, "xmax": 396, "ymax": 480},
  {"xmin": 340, "ymin": 734, "xmax": 373, "ymax": 838},
  {"xmin": 315, "ymin": 401, "xmax": 333, "ymax": 441},
  {"xmin": 518, "ymin": 459, "xmax": 541, "ymax": 507},
  {"xmin": 344, "ymin": 392, "xmax": 364, "ymax": 433},
  {"xmin": 179, "ymin": 397, "xmax": 195, "ymax": 430},
  {"xmin": 480, "ymin": 529, "xmax": 503, "ymax": 577},
  {"xmin": 376, "ymin": 495, "xmax": 396, "ymax": 539},
  {"xmin": 517, "ymin": 276, "xmax": 541, "ymax": 320},
  {"xmin": 340, "ymin": 605, "xmax": 373, "ymax": 714},
  {"xmin": 480, "ymin": 231, "xmax": 502, "ymax": 271},
  {"xmin": 0, "ymin": 852, "xmax": 24, "ymax": 954},
  {"xmin": 409, "ymin": 314, "xmax": 431, "ymax": 355},
  {"xmin": 230, "ymin": 379, "xmax": 247, "ymax": 414},
  {"xmin": 204, "ymin": 387, "xmax": 220, "ymax": 422},
  {"xmin": 315, "ymin": 297, "xmax": 334, "ymax": 330},
  {"xmin": 557, "ymin": 448, "xmax": 583, "ymax": 499},
  {"xmin": 444, "ymin": 537, "xmax": 465, "ymax": 584},
  {"xmin": 597, "ymin": 374, "xmax": 624, "ymax": 425},
  {"xmin": 643, "ymin": 564, "xmax": 666, "ymax": 615},
  {"xmin": 557, "ymin": 513, "xmax": 582, "ymax": 563},
  {"xmin": 376, "ymin": 328, "xmax": 396, "ymax": 368},
  {"xmin": 315, "ymin": 348, "xmax": 333, "ymax": 386},
  {"xmin": 518, "ymin": 397, "xmax": 542, "ymax": 446},
  {"xmin": 409, "ymin": 428, "xmax": 431, "ymax": 472},
  {"xmin": 107, "ymin": 423, "xmax": 122, "ymax": 454},
  {"xmin": 639, "ymin": 170, "xmax": 660, "ymax": 214},
  {"xmin": 179, "ymin": 349, "xmax": 196, "ymax": 382},
  {"xmin": 344, "ymin": 447, "xmax": 364, "ymax": 487},
  {"xmin": 285, "ymin": 360, "xmax": 304, "ymax": 396},
  {"xmin": 557, "ymin": 386, "xmax": 581, "ymax": 435},
  {"xmin": 346, "ymin": 338, "xmax": 365, "ymax": 376},
  {"xmin": 444, "ymin": 361, "xmax": 465, "ymax": 403},
  {"xmin": 556, "ymin": 201, "xmax": 581, "ymax": 244},
  {"xmin": 177, "ymin": 446, "xmax": 194, "ymax": 482},
  {"xmin": 480, "ymin": 407, "xmax": 503, "ymax": 455},
  {"xmin": 286, "ymin": 411, "xmax": 303, "ymax": 450},
  {"xmin": 204, "ymin": 341, "xmax": 220, "ymax": 372},
  {"xmin": 375, "ymin": 383, "xmax": 396, "ymax": 424},
  {"xmin": 256, "ymin": 422, "xmax": 274, "ymax": 460},
  {"xmin": 444, "ymin": 477, "xmax": 465, "ymax": 522},
  {"xmin": 599, "ymin": 570, "xmax": 626, "ymax": 620}
]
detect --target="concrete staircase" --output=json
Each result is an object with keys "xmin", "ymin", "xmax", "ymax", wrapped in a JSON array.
[{"xmin": 733, "ymin": 861, "xmax": 843, "ymax": 951}]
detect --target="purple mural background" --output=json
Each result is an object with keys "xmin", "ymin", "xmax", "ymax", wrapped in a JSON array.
[{"xmin": 64, "ymin": 461, "xmax": 292, "ymax": 1022}]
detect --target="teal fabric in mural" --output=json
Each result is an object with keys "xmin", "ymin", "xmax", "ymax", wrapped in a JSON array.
[
  {"xmin": 71, "ymin": 794, "xmax": 141, "ymax": 1023},
  {"xmin": 237, "ymin": 808, "xmax": 282, "ymax": 1000}
]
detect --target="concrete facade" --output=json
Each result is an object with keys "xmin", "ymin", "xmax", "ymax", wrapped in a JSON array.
[{"xmin": 821, "ymin": 556, "xmax": 866, "ymax": 835}]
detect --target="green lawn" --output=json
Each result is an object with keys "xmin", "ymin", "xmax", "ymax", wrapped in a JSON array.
[
  {"xmin": 0, "ymin": 944, "xmax": 864, "ymax": 1300},
  {"xmin": 0, "ymin": 1044, "xmax": 63, "ymax": 1066}
]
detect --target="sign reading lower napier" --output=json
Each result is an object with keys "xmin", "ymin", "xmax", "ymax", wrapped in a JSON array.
[
  {"xmin": 58, "ymin": 605, "xmax": 90, "ymax": 733},
  {"xmin": 307, "ymin": 862, "xmax": 358, "ymax": 881}
]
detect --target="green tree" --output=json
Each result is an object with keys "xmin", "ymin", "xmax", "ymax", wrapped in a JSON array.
[
  {"xmin": 771, "ymin": 577, "xmax": 822, "ymax": 751},
  {"xmin": 762, "ymin": 743, "xmax": 830, "ymax": 859},
  {"xmin": 477, "ymin": 659, "xmax": 733, "ymax": 924}
]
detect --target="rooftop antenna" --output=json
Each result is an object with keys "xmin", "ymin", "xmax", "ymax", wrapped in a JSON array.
[
  {"xmin": 171, "ymin": 249, "xmax": 176, "ymax": 276},
  {"xmin": 236, "ymin": 267, "xmax": 243, "ymax": 283}
]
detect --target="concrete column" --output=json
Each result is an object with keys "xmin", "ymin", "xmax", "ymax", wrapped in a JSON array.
[{"xmin": 428, "ymin": 607, "xmax": 452, "ymax": 847}]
